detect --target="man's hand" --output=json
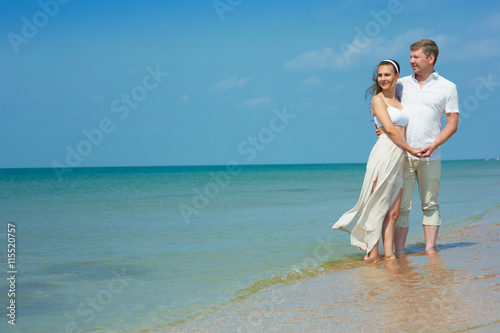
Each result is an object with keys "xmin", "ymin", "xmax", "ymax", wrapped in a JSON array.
[
  {"xmin": 374, "ymin": 123, "xmax": 383, "ymax": 138},
  {"xmin": 419, "ymin": 113, "xmax": 458, "ymax": 158},
  {"xmin": 420, "ymin": 143, "xmax": 437, "ymax": 158}
]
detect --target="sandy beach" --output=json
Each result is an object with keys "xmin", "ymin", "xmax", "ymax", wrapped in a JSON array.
[{"xmin": 170, "ymin": 208, "xmax": 500, "ymax": 332}]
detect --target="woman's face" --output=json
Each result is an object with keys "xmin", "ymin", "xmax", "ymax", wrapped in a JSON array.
[{"xmin": 377, "ymin": 64, "xmax": 398, "ymax": 91}]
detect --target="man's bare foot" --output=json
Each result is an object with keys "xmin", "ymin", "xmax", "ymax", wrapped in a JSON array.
[
  {"xmin": 395, "ymin": 251, "xmax": 407, "ymax": 258},
  {"xmin": 425, "ymin": 247, "xmax": 438, "ymax": 254}
]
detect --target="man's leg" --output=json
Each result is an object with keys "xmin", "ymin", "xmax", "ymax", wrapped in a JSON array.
[
  {"xmin": 416, "ymin": 160, "xmax": 442, "ymax": 252},
  {"xmin": 395, "ymin": 158, "xmax": 417, "ymax": 256},
  {"xmin": 394, "ymin": 227, "xmax": 409, "ymax": 256},
  {"xmin": 423, "ymin": 225, "xmax": 439, "ymax": 253}
]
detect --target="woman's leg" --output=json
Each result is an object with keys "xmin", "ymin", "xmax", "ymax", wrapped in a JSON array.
[
  {"xmin": 365, "ymin": 240, "xmax": 380, "ymax": 260},
  {"xmin": 382, "ymin": 188, "xmax": 403, "ymax": 259}
]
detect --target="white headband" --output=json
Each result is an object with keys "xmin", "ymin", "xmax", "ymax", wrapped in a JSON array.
[{"xmin": 383, "ymin": 59, "xmax": 399, "ymax": 74}]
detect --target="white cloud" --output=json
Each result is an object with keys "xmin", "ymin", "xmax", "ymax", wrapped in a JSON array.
[
  {"xmin": 284, "ymin": 14, "xmax": 500, "ymax": 74},
  {"xmin": 370, "ymin": 28, "xmax": 430, "ymax": 59},
  {"xmin": 468, "ymin": 12, "xmax": 500, "ymax": 33},
  {"xmin": 176, "ymin": 94, "xmax": 190, "ymax": 105},
  {"xmin": 284, "ymin": 36, "xmax": 396, "ymax": 72},
  {"xmin": 284, "ymin": 47, "xmax": 347, "ymax": 72},
  {"xmin": 284, "ymin": 28, "xmax": 438, "ymax": 73},
  {"xmin": 441, "ymin": 12, "xmax": 500, "ymax": 60},
  {"xmin": 303, "ymin": 75, "xmax": 322, "ymax": 85},
  {"xmin": 382, "ymin": 16, "xmax": 500, "ymax": 62},
  {"xmin": 237, "ymin": 97, "xmax": 273, "ymax": 109},
  {"xmin": 331, "ymin": 84, "xmax": 345, "ymax": 93},
  {"xmin": 213, "ymin": 77, "xmax": 252, "ymax": 92},
  {"xmin": 420, "ymin": 20, "xmax": 500, "ymax": 61},
  {"xmin": 455, "ymin": 38, "xmax": 500, "ymax": 59}
]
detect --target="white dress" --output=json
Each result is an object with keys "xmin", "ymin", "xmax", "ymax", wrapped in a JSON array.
[{"xmin": 332, "ymin": 105, "xmax": 408, "ymax": 253}]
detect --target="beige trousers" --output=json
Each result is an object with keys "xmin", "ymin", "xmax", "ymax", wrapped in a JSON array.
[{"xmin": 396, "ymin": 158, "xmax": 442, "ymax": 228}]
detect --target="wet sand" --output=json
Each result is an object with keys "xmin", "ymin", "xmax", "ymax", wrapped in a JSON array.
[{"xmin": 170, "ymin": 208, "xmax": 500, "ymax": 332}]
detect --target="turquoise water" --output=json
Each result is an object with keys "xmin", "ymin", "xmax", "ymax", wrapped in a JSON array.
[{"xmin": 1, "ymin": 160, "xmax": 499, "ymax": 332}]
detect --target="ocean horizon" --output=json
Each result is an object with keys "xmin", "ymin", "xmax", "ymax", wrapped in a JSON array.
[
  {"xmin": 3, "ymin": 156, "xmax": 500, "ymax": 170},
  {"xmin": 1, "ymin": 159, "xmax": 499, "ymax": 332}
]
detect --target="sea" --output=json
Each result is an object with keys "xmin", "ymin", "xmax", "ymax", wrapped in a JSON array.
[{"xmin": 1, "ymin": 159, "xmax": 499, "ymax": 332}]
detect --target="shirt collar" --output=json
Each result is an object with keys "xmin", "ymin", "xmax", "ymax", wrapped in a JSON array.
[{"xmin": 412, "ymin": 70, "xmax": 438, "ymax": 83}]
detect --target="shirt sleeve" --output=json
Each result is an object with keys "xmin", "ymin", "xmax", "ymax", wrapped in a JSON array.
[
  {"xmin": 395, "ymin": 81, "xmax": 404, "ymax": 101},
  {"xmin": 446, "ymin": 83, "xmax": 460, "ymax": 113}
]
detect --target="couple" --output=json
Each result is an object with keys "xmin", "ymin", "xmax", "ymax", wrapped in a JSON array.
[{"xmin": 332, "ymin": 39, "xmax": 460, "ymax": 260}]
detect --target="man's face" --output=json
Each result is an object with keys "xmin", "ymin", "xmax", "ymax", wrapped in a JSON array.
[{"xmin": 409, "ymin": 48, "xmax": 434, "ymax": 76}]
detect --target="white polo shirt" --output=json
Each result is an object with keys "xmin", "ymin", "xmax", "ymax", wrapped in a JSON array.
[{"xmin": 396, "ymin": 71, "xmax": 459, "ymax": 161}]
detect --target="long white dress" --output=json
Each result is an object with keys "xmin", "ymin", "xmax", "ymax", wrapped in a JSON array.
[{"xmin": 332, "ymin": 133, "xmax": 405, "ymax": 253}]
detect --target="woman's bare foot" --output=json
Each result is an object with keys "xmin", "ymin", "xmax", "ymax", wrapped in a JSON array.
[
  {"xmin": 384, "ymin": 254, "xmax": 396, "ymax": 260},
  {"xmin": 364, "ymin": 251, "xmax": 380, "ymax": 261}
]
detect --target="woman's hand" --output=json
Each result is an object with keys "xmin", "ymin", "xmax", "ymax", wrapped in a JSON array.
[{"xmin": 410, "ymin": 147, "xmax": 422, "ymax": 158}]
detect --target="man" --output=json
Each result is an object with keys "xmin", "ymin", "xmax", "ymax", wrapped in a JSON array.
[{"xmin": 394, "ymin": 39, "xmax": 460, "ymax": 256}]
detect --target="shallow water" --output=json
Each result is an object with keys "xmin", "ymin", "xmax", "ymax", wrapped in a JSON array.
[
  {"xmin": 1, "ymin": 159, "xmax": 499, "ymax": 332},
  {"xmin": 174, "ymin": 208, "xmax": 500, "ymax": 332}
]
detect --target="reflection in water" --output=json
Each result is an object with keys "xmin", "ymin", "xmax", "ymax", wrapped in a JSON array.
[
  {"xmin": 385, "ymin": 253, "xmax": 465, "ymax": 331},
  {"xmin": 175, "ymin": 218, "xmax": 500, "ymax": 332},
  {"xmin": 350, "ymin": 218, "xmax": 500, "ymax": 333},
  {"xmin": 354, "ymin": 252, "xmax": 473, "ymax": 332}
]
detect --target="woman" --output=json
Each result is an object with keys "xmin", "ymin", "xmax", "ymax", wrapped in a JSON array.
[{"xmin": 332, "ymin": 59, "xmax": 421, "ymax": 260}]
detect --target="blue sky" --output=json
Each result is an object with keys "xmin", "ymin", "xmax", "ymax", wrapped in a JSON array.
[{"xmin": 1, "ymin": 0, "xmax": 500, "ymax": 169}]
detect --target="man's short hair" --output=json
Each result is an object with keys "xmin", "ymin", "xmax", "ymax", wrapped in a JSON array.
[{"xmin": 411, "ymin": 39, "xmax": 439, "ymax": 65}]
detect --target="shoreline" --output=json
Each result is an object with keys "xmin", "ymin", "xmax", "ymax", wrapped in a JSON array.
[{"xmin": 169, "ymin": 207, "xmax": 500, "ymax": 332}]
